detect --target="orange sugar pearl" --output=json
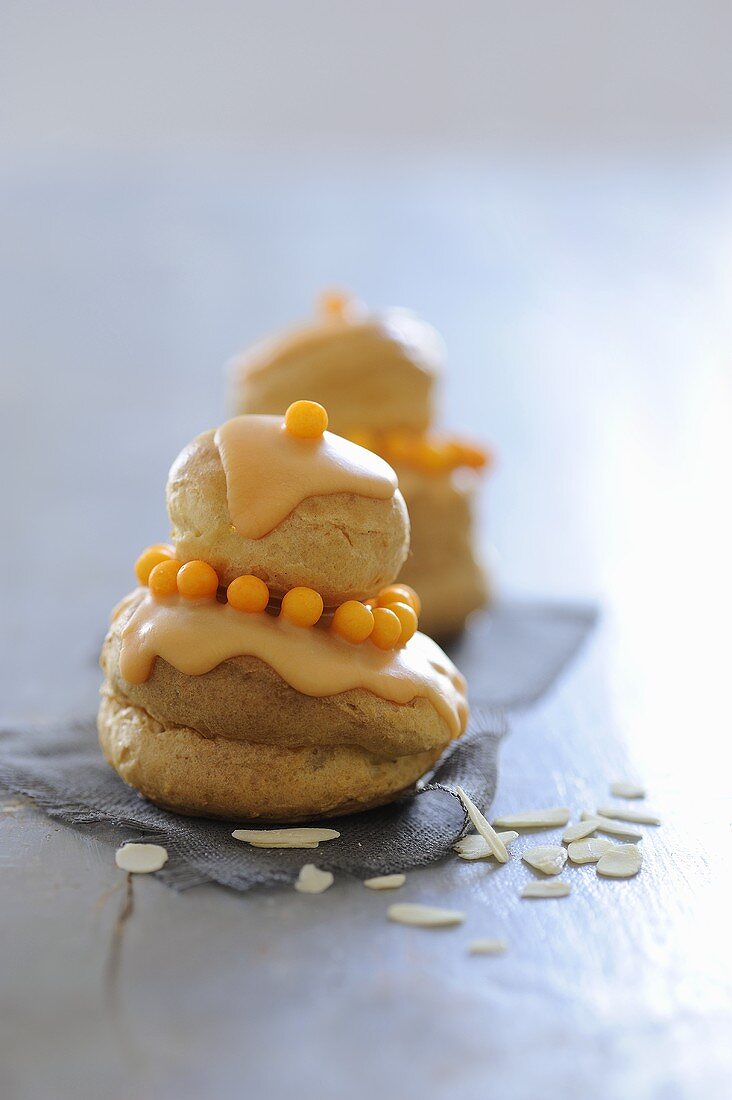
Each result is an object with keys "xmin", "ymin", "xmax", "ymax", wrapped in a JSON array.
[
  {"xmin": 384, "ymin": 601, "xmax": 418, "ymax": 645},
  {"xmin": 135, "ymin": 544, "xmax": 174, "ymax": 585},
  {"xmin": 370, "ymin": 606, "xmax": 402, "ymax": 650},
  {"xmin": 331, "ymin": 600, "xmax": 375, "ymax": 644},
  {"xmin": 454, "ymin": 440, "xmax": 491, "ymax": 470},
  {"xmin": 227, "ymin": 574, "xmax": 270, "ymax": 613},
  {"xmin": 284, "ymin": 400, "xmax": 329, "ymax": 439},
  {"xmin": 319, "ymin": 289, "xmax": 352, "ymax": 318},
  {"xmin": 281, "ymin": 587, "xmax": 324, "ymax": 627},
  {"xmin": 148, "ymin": 558, "xmax": 182, "ymax": 598},
  {"xmin": 375, "ymin": 583, "xmax": 422, "ymax": 617},
  {"xmin": 176, "ymin": 560, "xmax": 219, "ymax": 599},
  {"xmin": 383, "ymin": 431, "xmax": 417, "ymax": 464},
  {"xmin": 415, "ymin": 438, "xmax": 454, "ymax": 473}
]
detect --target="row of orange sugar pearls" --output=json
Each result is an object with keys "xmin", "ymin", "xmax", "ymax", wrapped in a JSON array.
[
  {"xmin": 347, "ymin": 428, "xmax": 491, "ymax": 474},
  {"xmin": 135, "ymin": 546, "xmax": 420, "ymax": 650}
]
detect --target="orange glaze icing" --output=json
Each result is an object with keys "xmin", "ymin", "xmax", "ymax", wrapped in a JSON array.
[
  {"xmin": 117, "ymin": 590, "xmax": 469, "ymax": 738},
  {"xmin": 213, "ymin": 414, "xmax": 398, "ymax": 540}
]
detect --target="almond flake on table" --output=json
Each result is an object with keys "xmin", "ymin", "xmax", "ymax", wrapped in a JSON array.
[
  {"xmin": 232, "ymin": 827, "xmax": 340, "ymax": 849},
  {"xmin": 453, "ymin": 830, "xmax": 519, "ymax": 861},
  {"xmin": 468, "ymin": 939, "xmax": 507, "ymax": 956},
  {"xmin": 609, "ymin": 782, "xmax": 646, "ymax": 799},
  {"xmin": 567, "ymin": 838, "xmax": 616, "ymax": 864},
  {"xmin": 363, "ymin": 874, "xmax": 406, "ymax": 890},
  {"xmin": 562, "ymin": 819, "xmax": 599, "ymax": 843},
  {"xmin": 581, "ymin": 813, "xmax": 643, "ymax": 839},
  {"xmin": 387, "ymin": 903, "xmax": 465, "ymax": 928},
  {"xmin": 1, "ymin": 800, "xmax": 27, "ymax": 813},
  {"xmin": 521, "ymin": 845, "xmax": 568, "ymax": 876},
  {"xmin": 294, "ymin": 864, "xmax": 334, "ymax": 893},
  {"xmin": 596, "ymin": 844, "xmax": 643, "ymax": 878},
  {"xmin": 596, "ymin": 805, "xmax": 661, "ymax": 826},
  {"xmin": 115, "ymin": 843, "xmax": 169, "ymax": 874},
  {"xmin": 455, "ymin": 786, "xmax": 509, "ymax": 863},
  {"xmin": 493, "ymin": 808, "xmax": 571, "ymax": 829},
  {"xmin": 521, "ymin": 880, "xmax": 571, "ymax": 899}
]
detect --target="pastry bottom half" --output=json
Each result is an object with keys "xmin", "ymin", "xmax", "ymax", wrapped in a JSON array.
[
  {"xmin": 98, "ymin": 689, "xmax": 446, "ymax": 822},
  {"xmin": 397, "ymin": 466, "xmax": 490, "ymax": 639}
]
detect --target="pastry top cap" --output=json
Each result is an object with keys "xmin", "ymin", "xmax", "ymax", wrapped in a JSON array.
[
  {"xmin": 230, "ymin": 293, "xmax": 444, "ymax": 435},
  {"xmin": 211, "ymin": 411, "xmax": 397, "ymax": 540},
  {"xmin": 166, "ymin": 407, "xmax": 410, "ymax": 601},
  {"xmin": 235, "ymin": 297, "xmax": 444, "ymax": 383}
]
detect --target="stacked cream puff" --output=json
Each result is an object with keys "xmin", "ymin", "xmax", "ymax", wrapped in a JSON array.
[
  {"xmin": 230, "ymin": 292, "xmax": 492, "ymax": 638},
  {"xmin": 98, "ymin": 401, "xmax": 468, "ymax": 821}
]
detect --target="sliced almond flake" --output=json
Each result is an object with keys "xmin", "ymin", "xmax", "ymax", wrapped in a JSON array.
[
  {"xmin": 596, "ymin": 805, "xmax": 661, "ymax": 826},
  {"xmin": 567, "ymin": 838, "xmax": 616, "ymax": 864},
  {"xmin": 294, "ymin": 864, "xmax": 334, "ymax": 894},
  {"xmin": 562, "ymin": 819, "xmax": 599, "ymax": 843},
  {"xmin": 115, "ymin": 843, "xmax": 169, "ymax": 874},
  {"xmin": 521, "ymin": 880, "xmax": 571, "ymax": 899},
  {"xmin": 232, "ymin": 827, "xmax": 340, "ymax": 849},
  {"xmin": 363, "ymin": 874, "xmax": 406, "ymax": 890},
  {"xmin": 581, "ymin": 813, "xmax": 642, "ymax": 839},
  {"xmin": 453, "ymin": 831, "xmax": 519, "ymax": 861},
  {"xmin": 455, "ymin": 786, "xmax": 509, "ymax": 863},
  {"xmin": 596, "ymin": 844, "xmax": 643, "ymax": 878},
  {"xmin": 521, "ymin": 845, "xmax": 568, "ymax": 876},
  {"xmin": 387, "ymin": 903, "xmax": 465, "ymax": 928},
  {"xmin": 1, "ymin": 799, "xmax": 28, "ymax": 813},
  {"xmin": 610, "ymin": 782, "xmax": 646, "ymax": 800},
  {"xmin": 492, "ymin": 807, "xmax": 571, "ymax": 829},
  {"xmin": 468, "ymin": 939, "xmax": 507, "ymax": 955}
]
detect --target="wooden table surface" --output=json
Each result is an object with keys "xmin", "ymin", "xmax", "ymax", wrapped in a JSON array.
[{"xmin": 2, "ymin": 155, "xmax": 731, "ymax": 1100}]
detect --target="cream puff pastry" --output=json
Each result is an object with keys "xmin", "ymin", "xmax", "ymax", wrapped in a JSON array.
[
  {"xmin": 230, "ymin": 294, "xmax": 492, "ymax": 637},
  {"xmin": 98, "ymin": 402, "xmax": 468, "ymax": 820}
]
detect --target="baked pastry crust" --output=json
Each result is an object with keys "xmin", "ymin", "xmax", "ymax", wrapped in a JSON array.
[
  {"xmin": 101, "ymin": 619, "xmax": 454, "ymax": 759},
  {"xmin": 100, "ymin": 599, "xmax": 457, "ymax": 820},
  {"xmin": 98, "ymin": 691, "xmax": 444, "ymax": 822},
  {"xmin": 397, "ymin": 466, "xmax": 488, "ymax": 637},
  {"xmin": 231, "ymin": 309, "xmax": 442, "ymax": 437},
  {"xmin": 167, "ymin": 429, "xmax": 410, "ymax": 603}
]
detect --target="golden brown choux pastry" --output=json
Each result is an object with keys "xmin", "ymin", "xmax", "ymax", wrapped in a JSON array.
[
  {"xmin": 99, "ymin": 404, "xmax": 468, "ymax": 821},
  {"xmin": 167, "ymin": 418, "xmax": 410, "ymax": 604},
  {"xmin": 229, "ymin": 294, "xmax": 492, "ymax": 638},
  {"xmin": 396, "ymin": 466, "xmax": 489, "ymax": 638},
  {"xmin": 231, "ymin": 293, "xmax": 442, "ymax": 437}
]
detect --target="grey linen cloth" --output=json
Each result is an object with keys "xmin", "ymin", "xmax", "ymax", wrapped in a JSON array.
[{"xmin": 0, "ymin": 599, "xmax": 595, "ymax": 891}]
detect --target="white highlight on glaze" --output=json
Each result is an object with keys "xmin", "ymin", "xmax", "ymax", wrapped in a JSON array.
[
  {"xmin": 363, "ymin": 874, "xmax": 406, "ymax": 890},
  {"xmin": 453, "ymin": 830, "xmax": 519, "ymax": 861},
  {"xmin": 117, "ymin": 591, "xmax": 468, "ymax": 740},
  {"xmin": 294, "ymin": 864, "xmax": 334, "ymax": 893},
  {"xmin": 567, "ymin": 838, "xmax": 617, "ymax": 864},
  {"xmin": 115, "ymin": 843, "xmax": 169, "ymax": 874},
  {"xmin": 493, "ymin": 808, "xmax": 571, "ymax": 829},
  {"xmin": 232, "ymin": 827, "xmax": 340, "ymax": 849},
  {"xmin": 610, "ymin": 782, "xmax": 646, "ymax": 799},
  {"xmin": 521, "ymin": 845, "xmax": 568, "ymax": 876},
  {"xmin": 596, "ymin": 805, "xmax": 661, "ymax": 826},
  {"xmin": 596, "ymin": 844, "xmax": 643, "ymax": 878},
  {"xmin": 387, "ymin": 903, "xmax": 465, "ymax": 927},
  {"xmin": 214, "ymin": 414, "xmax": 397, "ymax": 540},
  {"xmin": 521, "ymin": 880, "xmax": 571, "ymax": 899},
  {"xmin": 455, "ymin": 786, "xmax": 509, "ymax": 863},
  {"xmin": 468, "ymin": 939, "xmax": 507, "ymax": 956}
]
